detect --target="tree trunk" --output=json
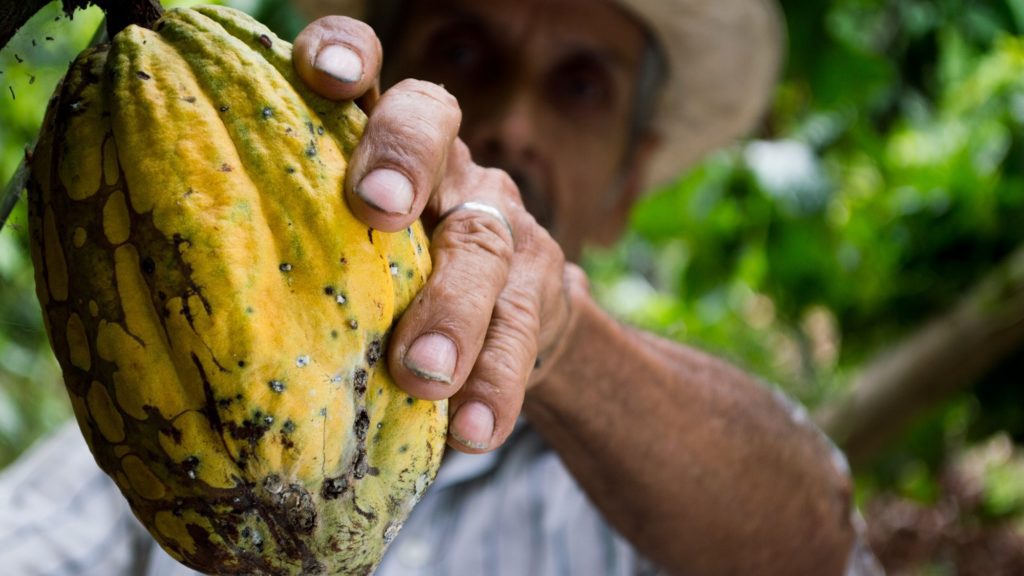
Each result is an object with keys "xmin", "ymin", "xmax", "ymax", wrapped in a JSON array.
[
  {"xmin": 816, "ymin": 245, "xmax": 1024, "ymax": 468},
  {"xmin": 0, "ymin": 0, "xmax": 163, "ymax": 53},
  {"xmin": 0, "ymin": 0, "xmax": 53, "ymax": 49}
]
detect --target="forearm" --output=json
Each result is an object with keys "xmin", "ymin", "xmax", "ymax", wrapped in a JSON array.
[{"xmin": 524, "ymin": 291, "xmax": 857, "ymax": 576}]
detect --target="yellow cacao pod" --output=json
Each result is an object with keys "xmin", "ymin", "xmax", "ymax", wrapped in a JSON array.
[{"xmin": 27, "ymin": 6, "xmax": 446, "ymax": 575}]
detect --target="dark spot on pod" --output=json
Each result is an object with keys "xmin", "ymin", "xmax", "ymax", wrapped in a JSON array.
[
  {"xmin": 282, "ymin": 420, "xmax": 296, "ymax": 434},
  {"xmin": 263, "ymin": 415, "xmax": 274, "ymax": 426},
  {"xmin": 405, "ymin": 397, "xmax": 415, "ymax": 406},
  {"xmin": 353, "ymin": 451, "xmax": 369, "ymax": 479},
  {"xmin": 229, "ymin": 493, "xmax": 254, "ymax": 513},
  {"xmin": 305, "ymin": 141, "xmax": 317, "ymax": 157},
  {"xmin": 354, "ymin": 410, "xmax": 369, "ymax": 440},
  {"xmin": 269, "ymin": 379, "xmax": 285, "ymax": 393},
  {"xmin": 172, "ymin": 233, "xmax": 191, "ymax": 251},
  {"xmin": 354, "ymin": 369, "xmax": 369, "ymax": 394},
  {"xmin": 136, "ymin": 70, "xmax": 151, "ymax": 80},
  {"xmin": 279, "ymin": 263, "xmax": 292, "ymax": 272},
  {"xmin": 349, "ymin": 319, "xmax": 359, "ymax": 330},
  {"xmin": 141, "ymin": 257, "xmax": 156, "ymax": 275},
  {"xmin": 245, "ymin": 306, "xmax": 254, "ymax": 314},
  {"xmin": 367, "ymin": 228, "xmax": 374, "ymax": 243},
  {"xmin": 330, "ymin": 330, "xmax": 339, "ymax": 339},
  {"xmin": 237, "ymin": 449, "xmax": 250, "ymax": 469},
  {"xmin": 389, "ymin": 263, "xmax": 399, "ymax": 276},
  {"xmin": 285, "ymin": 165, "xmax": 296, "ymax": 174},
  {"xmin": 218, "ymin": 163, "xmax": 232, "ymax": 172},
  {"xmin": 321, "ymin": 477, "xmax": 348, "ymax": 500},
  {"xmin": 260, "ymin": 478, "xmax": 317, "ymax": 533},
  {"xmin": 182, "ymin": 456, "xmax": 200, "ymax": 480},
  {"xmin": 339, "ymin": 257, "xmax": 347, "ymax": 265},
  {"xmin": 319, "ymin": 407, "xmax": 327, "ymax": 417},
  {"xmin": 217, "ymin": 397, "xmax": 232, "ymax": 408},
  {"xmin": 219, "ymin": 105, "xmax": 229, "ymax": 112},
  {"xmin": 406, "ymin": 269, "xmax": 414, "ymax": 279},
  {"xmin": 183, "ymin": 95, "xmax": 197, "ymax": 103},
  {"xmin": 262, "ymin": 106, "xmax": 273, "ymax": 119},
  {"xmin": 366, "ymin": 338, "xmax": 382, "ymax": 367},
  {"xmin": 14, "ymin": 53, "xmax": 22, "ymax": 63},
  {"xmin": 317, "ymin": 125, "xmax": 325, "ymax": 136},
  {"xmin": 229, "ymin": 412, "xmax": 272, "ymax": 444},
  {"xmin": 398, "ymin": 444, "xmax": 409, "ymax": 454},
  {"xmin": 237, "ymin": 360, "xmax": 246, "ymax": 368},
  {"xmin": 258, "ymin": 34, "xmax": 272, "ymax": 49},
  {"xmin": 324, "ymin": 286, "xmax": 335, "ymax": 296},
  {"xmin": 376, "ymin": 422, "xmax": 383, "ymax": 430}
]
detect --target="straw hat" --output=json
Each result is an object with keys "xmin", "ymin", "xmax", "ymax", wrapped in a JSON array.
[{"xmin": 292, "ymin": 0, "xmax": 784, "ymax": 188}]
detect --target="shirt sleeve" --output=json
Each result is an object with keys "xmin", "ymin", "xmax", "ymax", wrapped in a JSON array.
[{"xmin": 0, "ymin": 422, "xmax": 154, "ymax": 576}]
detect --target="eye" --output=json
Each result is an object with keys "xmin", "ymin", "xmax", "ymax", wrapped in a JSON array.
[
  {"xmin": 423, "ymin": 25, "xmax": 493, "ymax": 81},
  {"xmin": 549, "ymin": 56, "xmax": 615, "ymax": 112}
]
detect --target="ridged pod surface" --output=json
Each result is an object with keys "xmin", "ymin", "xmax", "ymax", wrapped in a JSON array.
[{"xmin": 27, "ymin": 6, "xmax": 446, "ymax": 575}]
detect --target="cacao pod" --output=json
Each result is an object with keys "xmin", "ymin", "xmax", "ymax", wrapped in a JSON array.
[{"xmin": 27, "ymin": 6, "xmax": 446, "ymax": 575}]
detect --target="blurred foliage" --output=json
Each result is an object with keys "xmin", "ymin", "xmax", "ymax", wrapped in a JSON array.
[
  {"xmin": 1, "ymin": 2, "xmax": 1024, "ymax": 569},
  {"xmin": 590, "ymin": 0, "xmax": 1024, "ymax": 497}
]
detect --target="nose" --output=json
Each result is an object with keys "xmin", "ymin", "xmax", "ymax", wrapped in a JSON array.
[
  {"xmin": 463, "ymin": 90, "xmax": 540, "ymax": 168},
  {"xmin": 462, "ymin": 89, "xmax": 555, "ymax": 231}
]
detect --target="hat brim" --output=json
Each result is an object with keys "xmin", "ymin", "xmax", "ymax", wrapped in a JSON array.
[{"xmin": 293, "ymin": 0, "xmax": 784, "ymax": 189}]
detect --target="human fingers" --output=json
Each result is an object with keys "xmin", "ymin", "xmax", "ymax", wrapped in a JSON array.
[
  {"xmin": 343, "ymin": 79, "xmax": 462, "ymax": 231},
  {"xmin": 443, "ymin": 217, "xmax": 570, "ymax": 452},
  {"xmin": 292, "ymin": 15, "xmax": 382, "ymax": 102},
  {"xmin": 385, "ymin": 163, "xmax": 518, "ymax": 403},
  {"xmin": 383, "ymin": 144, "xmax": 574, "ymax": 451}
]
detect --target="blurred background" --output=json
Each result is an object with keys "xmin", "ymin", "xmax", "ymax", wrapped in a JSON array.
[{"xmin": 2, "ymin": 0, "xmax": 1024, "ymax": 573}]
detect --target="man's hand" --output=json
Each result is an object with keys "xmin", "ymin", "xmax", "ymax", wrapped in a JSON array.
[{"xmin": 293, "ymin": 17, "xmax": 579, "ymax": 454}]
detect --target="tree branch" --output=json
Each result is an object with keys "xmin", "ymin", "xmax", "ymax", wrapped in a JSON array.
[{"xmin": 816, "ymin": 245, "xmax": 1024, "ymax": 468}]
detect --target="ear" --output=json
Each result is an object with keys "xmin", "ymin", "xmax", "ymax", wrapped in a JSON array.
[{"xmin": 593, "ymin": 132, "xmax": 663, "ymax": 246}]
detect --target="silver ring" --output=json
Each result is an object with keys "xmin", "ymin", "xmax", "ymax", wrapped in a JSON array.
[{"xmin": 439, "ymin": 200, "xmax": 514, "ymax": 239}]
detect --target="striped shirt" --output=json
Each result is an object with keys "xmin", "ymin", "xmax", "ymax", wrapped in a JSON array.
[{"xmin": 0, "ymin": 420, "xmax": 883, "ymax": 576}]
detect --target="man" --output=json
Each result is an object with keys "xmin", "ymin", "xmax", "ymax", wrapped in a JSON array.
[{"xmin": 0, "ymin": 0, "xmax": 882, "ymax": 574}]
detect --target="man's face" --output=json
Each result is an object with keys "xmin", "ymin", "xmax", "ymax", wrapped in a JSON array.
[{"xmin": 384, "ymin": 0, "xmax": 653, "ymax": 260}]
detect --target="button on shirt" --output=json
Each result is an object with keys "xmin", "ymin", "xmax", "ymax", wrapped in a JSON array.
[{"xmin": 0, "ymin": 421, "xmax": 883, "ymax": 575}]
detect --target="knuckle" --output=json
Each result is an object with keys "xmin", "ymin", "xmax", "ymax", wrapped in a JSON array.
[
  {"xmin": 495, "ymin": 288, "xmax": 541, "ymax": 341},
  {"xmin": 436, "ymin": 211, "xmax": 514, "ymax": 263},
  {"xmin": 391, "ymin": 79, "xmax": 462, "ymax": 119}
]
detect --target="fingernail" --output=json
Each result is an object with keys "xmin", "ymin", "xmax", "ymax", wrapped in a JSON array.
[
  {"xmin": 404, "ymin": 333, "xmax": 457, "ymax": 385},
  {"xmin": 451, "ymin": 402, "xmax": 494, "ymax": 450},
  {"xmin": 357, "ymin": 168, "xmax": 414, "ymax": 215},
  {"xmin": 315, "ymin": 44, "xmax": 363, "ymax": 83}
]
